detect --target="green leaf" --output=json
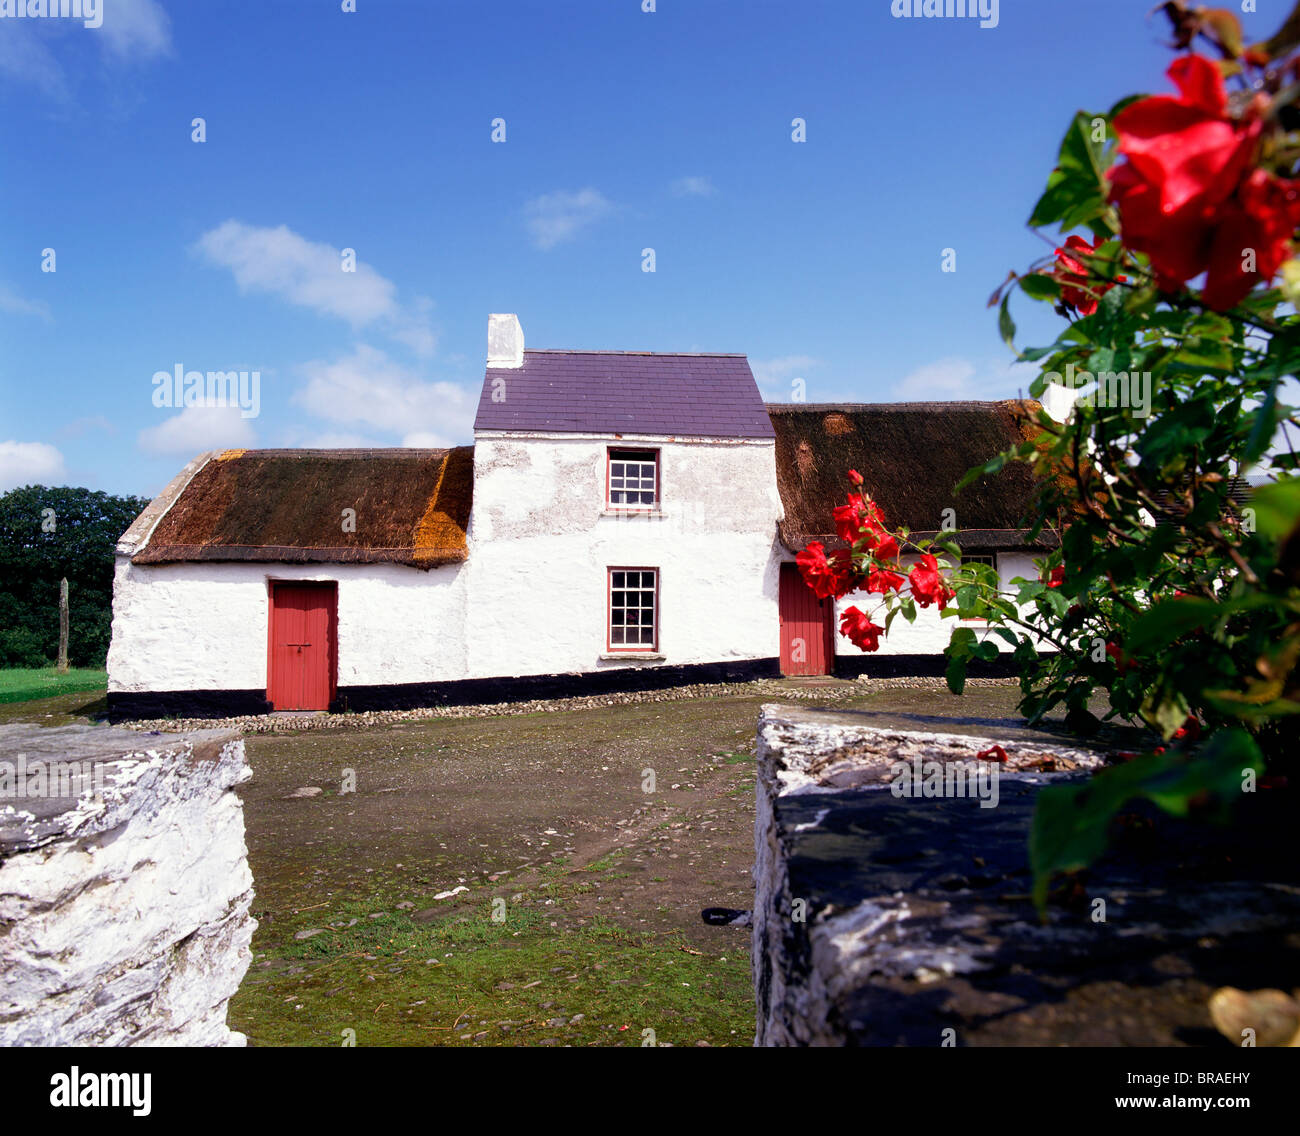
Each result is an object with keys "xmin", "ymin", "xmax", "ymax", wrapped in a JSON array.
[
  {"xmin": 999, "ymin": 292, "xmax": 1016, "ymax": 351},
  {"xmin": 1244, "ymin": 382, "xmax": 1280, "ymax": 465},
  {"xmin": 945, "ymin": 651, "xmax": 967, "ymax": 696},
  {"xmin": 947, "ymin": 626, "xmax": 977, "ymax": 658},
  {"xmin": 1125, "ymin": 597, "xmax": 1222, "ymax": 654},
  {"xmin": 1252, "ymin": 477, "xmax": 1300, "ymax": 540},
  {"xmin": 1028, "ymin": 729, "xmax": 1263, "ymax": 912},
  {"xmin": 1019, "ymin": 274, "xmax": 1061, "ymax": 302}
]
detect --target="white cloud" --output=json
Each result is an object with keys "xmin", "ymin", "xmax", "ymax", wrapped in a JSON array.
[
  {"xmin": 525, "ymin": 188, "xmax": 612, "ymax": 250},
  {"xmin": 751, "ymin": 354, "xmax": 820, "ymax": 401},
  {"xmin": 0, "ymin": 23, "xmax": 67, "ymax": 95},
  {"xmin": 293, "ymin": 344, "xmax": 475, "ymax": 447},
  {"xmin": 895, "ymin": 356, "xmax": 1039, "ymax": 401},
  {"xmin": 0, "ymin": 285, "xmax": 53, "ymax": 322},
  {"xmin": 59, "ymin": 415, "xmax": 116, "ymax": 438},
  {"xmin": 897, "ymin": 357, "xmax": 977, "ymax": 399},
  {"xmin": 99, "ymin": 0, "xmax": 173, "ymax": 59},
  {"xmin": 195, "ymin": 220, "xmax": 436, "ymax": 356},
  {"xmin": 0, "ymin": 0, "xmax": 171, "ymax": 94},
  {"xmin": 0, "ymin": 440, "xmax": 66, "ymax": 490},
  {"xmin": 290, "ymin": 430, "xmax": 384, "ymax": 449},
  {"xmin": 671, "ymin": 176, "xmax": 716, "ymax": 198},
  {"xmin": 138, "ymin": 406, "xmax": 255, "ymax": 456}
]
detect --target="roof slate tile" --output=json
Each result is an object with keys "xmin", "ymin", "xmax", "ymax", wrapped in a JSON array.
[{"xmin": 473, "ymin": 350, "xmax": 774, "ymax": 438}]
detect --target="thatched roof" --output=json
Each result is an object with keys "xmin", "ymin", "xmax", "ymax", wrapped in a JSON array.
[
  {"xmin": 130, "ymin": 447, "xmax": 473, "ymax": 569},
  {"xmin": 769, "ymin": 402, "xmax": 1057, "ymax": 552}
]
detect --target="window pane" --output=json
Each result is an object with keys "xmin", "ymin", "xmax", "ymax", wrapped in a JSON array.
[
  {"xmin": 612, "ymin": 627, "xmax": 624, "ymax": 644},
  {"xmin": 612, "ymin": 572, "xmax": 624, "ymax": 588}
]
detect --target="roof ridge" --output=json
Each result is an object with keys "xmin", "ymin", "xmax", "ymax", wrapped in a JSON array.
[
  {"xmin": 523, "ymin": 348, "xmax": 747, "ymax": 358},
  {"xmin": 766, "ymin": 400, "xmax": 1036, "ymax": 411}
]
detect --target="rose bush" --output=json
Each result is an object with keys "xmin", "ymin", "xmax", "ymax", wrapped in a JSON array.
[{"xmin": 802, "ymin": 2, "xmax": 1300, "ymax": 909}]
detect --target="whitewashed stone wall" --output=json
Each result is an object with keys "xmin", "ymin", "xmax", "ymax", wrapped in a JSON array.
[
  {"xmin": 0, "ymin": 725, "xmax": 255, "ymax": 1046},
  {"xmin": 465, "ymin": 432, "xmax": 783, "ymax": 678},
  {"xmin": 108, "ymin": 559, "xmax": 468, "ymax": 693}
]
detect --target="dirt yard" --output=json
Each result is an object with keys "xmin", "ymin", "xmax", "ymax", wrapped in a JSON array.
[{"xmin": 4, "ymin": 677, "xmax": 1100, "ymax": 1047}]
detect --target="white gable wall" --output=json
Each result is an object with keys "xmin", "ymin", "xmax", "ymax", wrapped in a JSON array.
[{"xmin": 464, "ymin": 431, "xmax": 782, "ymax": 679}]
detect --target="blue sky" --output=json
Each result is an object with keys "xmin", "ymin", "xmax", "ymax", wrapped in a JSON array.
[{"xmin": 0, "ymin": 0, "xmax": 1260, "ymax": 497}]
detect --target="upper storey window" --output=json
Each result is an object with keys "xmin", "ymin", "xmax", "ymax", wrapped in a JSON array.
[{"xmin": 607, "ymin": 448, "xmax": 659, "ymax": 509}]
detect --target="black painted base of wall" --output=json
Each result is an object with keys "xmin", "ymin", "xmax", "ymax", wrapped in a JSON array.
[
  {"xmin": 107, "ymin": 657, "xmax": 782, "ymax": 721},
  {"xmin": 331, "ymin": 657, "xmax": 783, "ymax": 713},
  {"xmin": 106, "ymin": 688, "xmax": 273, "ymax": 722},
  {"xmin": 833, "ymin": 653, "xmax": 1030, "ymax": 680}
]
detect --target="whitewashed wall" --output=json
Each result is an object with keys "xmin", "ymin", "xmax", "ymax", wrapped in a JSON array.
[
  {"xmin": 107, "ymin": 559, "xmax": 467, "ymax": 693},
  {"xmin": 825, "ymin": 550, "xmax": 1051, "ymax": 658},
  {"xmin": 464, "ymin": 432, "xmax": 783, "ymax": 678}
]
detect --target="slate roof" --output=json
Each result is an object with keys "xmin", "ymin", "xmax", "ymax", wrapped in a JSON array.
[
  {"xmin": 127, "ymin": 447, "xmax": 473, "ymax": 568},
  {"xmin": 473, "ymin": 350, "xmax": 774, "ymax": 438},
  {"xmin": 769, "ymin": 401, "xmax": 1059, "ymax": 552}
]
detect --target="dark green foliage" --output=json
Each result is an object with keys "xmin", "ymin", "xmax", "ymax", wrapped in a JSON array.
[{"xmin": 0, "ymin": 485, "xmax": 149, "ymax": 667}]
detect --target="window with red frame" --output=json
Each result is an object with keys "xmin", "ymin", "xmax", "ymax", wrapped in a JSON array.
[
  {"xmin": 607, "ymin": 448, "xmax": 658, "ymax": 509},
  {"xmin": 609, "ymin": 568, "xmax": 658, "ymax": 650}
]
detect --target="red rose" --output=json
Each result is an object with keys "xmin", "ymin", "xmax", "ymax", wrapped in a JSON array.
[
  {"xmin": 908, "ymin": 553, "xmax": 952, "ymax": 610},
  {"xmin": 1105, "ymin": 641, "xmax": 1135, "ymax": 674},
  {"xmin": 839, "ymin": 606, "xmax": 884, "ymax": 652},
  {"xmin": 866, "ymin": 566, "xmax": 906, "ymax": 594},
  {"xmin": 1172, "ymin": 716, "xmax": 1202, "ymax": 742},
  {"xmin": 1053, "ymin": 235, "xmax": 1125, "ymax": 316},
  {"xmin": 1108, "ymin": 54, "xmax": 1300, "ymax": 309},
  {"xmin": 848, "ymin": 469, "xmax": 865, "ymax": 486},
  {"xmin": 796, "ymin": 542, "xmax": 839, "ymax": 599},
  {"xmin": 1045, "ymin": 565, "xmax": 1065, "ymax": 589},
  {"xmin": 1201, "ymin": 168, "xmax": 1300, "ymax": 310},
  {"xmin": 832, "ymin": 496, "xmax": 866, "ymax": 544},
  {"xmin": 828, "ymin": 547, "xmax": 860, "ymax": 595}
]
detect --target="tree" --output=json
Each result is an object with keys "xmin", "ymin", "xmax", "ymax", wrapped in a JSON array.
[{"xmin": 0, "ymin": 485, "xmax": 150, "ymax": 668}]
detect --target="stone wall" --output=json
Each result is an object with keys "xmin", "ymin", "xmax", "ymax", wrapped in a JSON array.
[
  {"xmin": 753, "ymin": 704, "xmax": 1300, "ymax": 1046},
  {"xmin": 0, "ymin": 724, "xmax": 255, "ymax": 1046}
]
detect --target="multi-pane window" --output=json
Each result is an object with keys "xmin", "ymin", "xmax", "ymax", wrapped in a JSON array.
[
  {"xmin": 609, "ymin": 569, "xmax": 658, "ymax": 650},
  {"xmin": 608, "ymin": 448, "xmax": 658, "ymax": 509},
  {"xmin": 960, "ymin": 554, "xmax": 996, "ymax": 621}
]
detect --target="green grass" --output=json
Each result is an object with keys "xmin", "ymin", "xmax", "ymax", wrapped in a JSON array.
[
  {"xmin": 230, "ymin": 898, "xmax": 753, "ymax": 1047},
  {"xmin": 0, "ymin": 667, "xmax": 107, "ymax": 704}
]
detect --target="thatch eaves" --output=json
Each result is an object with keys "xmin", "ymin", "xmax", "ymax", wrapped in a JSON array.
[
  {"xmin": 769, "ymin": 401, "xmax": 1057, "ymax": 552},
  {"xmin": 130, "ymin": 447, "xmax": 473, "ymax": 569}
]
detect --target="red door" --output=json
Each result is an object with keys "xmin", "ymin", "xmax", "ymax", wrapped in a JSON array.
[
  {"xmin": 267, "ymin": 583, "xmax": 336, "ymax": 711},
  {"xmin": 779, "ymin": 563, "xmax": 834, "ymax": 676}
]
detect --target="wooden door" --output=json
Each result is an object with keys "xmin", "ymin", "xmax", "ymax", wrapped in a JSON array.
[
  {"xmin": 268, "ymin": 583, "xmax": 336, "ymax": 711},
  {"xmin": 779, "ymin": 563, "xmax": 833, "ymax": 676}
]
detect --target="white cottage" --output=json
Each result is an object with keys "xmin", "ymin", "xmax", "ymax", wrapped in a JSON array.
[{"xmin": 106, "ymin": 315, "xmax": 1055, "ymax": 719}]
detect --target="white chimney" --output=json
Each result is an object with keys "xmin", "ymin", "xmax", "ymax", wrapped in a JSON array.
[{"xmin": 487, "ymin": 313, "xmax": 524, "ymax": 368}]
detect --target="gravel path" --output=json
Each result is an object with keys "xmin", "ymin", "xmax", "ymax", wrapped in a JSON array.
[{"xmin": 119, "ymin": 675, "xmax": 1018, "ymax": 735}]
